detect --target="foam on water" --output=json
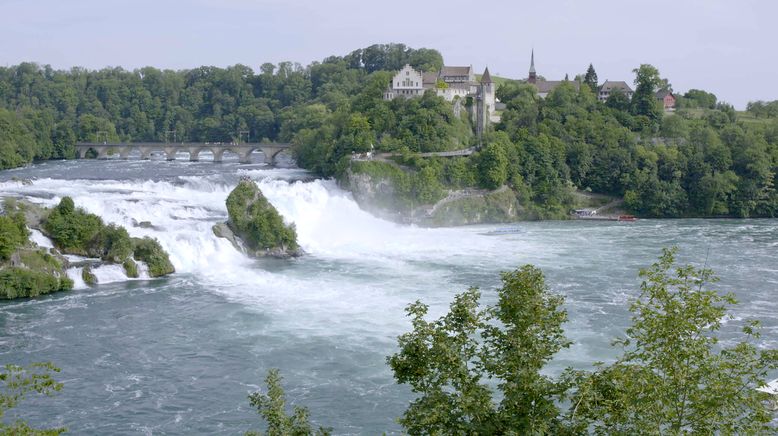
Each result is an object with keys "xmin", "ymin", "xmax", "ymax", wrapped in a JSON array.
[
  {"xmin": 67, "ymin": 267, "xmax": 87, "ymax": 289},
  {"xmin": 92, "ymin": 264, "xmax": 132, "ymax": 284}
]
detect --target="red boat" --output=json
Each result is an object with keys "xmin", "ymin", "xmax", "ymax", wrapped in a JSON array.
[{"xmin": 618, "ymin": 215, "xmax": 637, "ymax": 222}]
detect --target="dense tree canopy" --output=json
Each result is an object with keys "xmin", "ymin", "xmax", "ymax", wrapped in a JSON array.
[
  {"xmin": 0, "ymin": 47, "xmax": 776, "ymax": 218},
  {"xmin": 583, "ymin": 63, "xmax": 598, "ymax": 94}
]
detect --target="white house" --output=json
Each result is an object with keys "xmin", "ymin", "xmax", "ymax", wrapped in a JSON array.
[
  {"xmin": 598, "ymin": 80, "xmax": 634, "ymax": 102},
  {"xmin": 383, "ymin": 64, "xmax": 425, "ymax": 100}
]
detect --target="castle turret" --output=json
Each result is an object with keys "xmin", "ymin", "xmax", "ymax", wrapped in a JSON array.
[
  {"xmin": 528, "ymin": 49, "xmax": 537, "ymax": 84},
  {"xmin": 481, "ymin": 67, "xmax": 492, "ymax": 84}
]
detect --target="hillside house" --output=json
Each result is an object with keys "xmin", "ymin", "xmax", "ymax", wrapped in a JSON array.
[
  {"xmin": 598, "ymin": 80, "xmax": 634, "ymax": 102},
  {"xmin": 656, "ymin": 89, "xmax": 676, "ymax": 111}
]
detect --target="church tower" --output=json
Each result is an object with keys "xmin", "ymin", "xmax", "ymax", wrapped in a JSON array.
[{"xmin": 528, "ymin": 49, "xmax": 537, "ymax": 84}]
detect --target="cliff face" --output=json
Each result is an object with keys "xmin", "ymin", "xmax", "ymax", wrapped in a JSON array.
[
  {"xmin": 423, "ymin": 186, "xmax": 524, "ymax": 226},
  {"xmin": 344, "ymin": 170, "xmax": 410, "ymax": 223},
  {"xmin": 218, "ymin": 179, "xmax": 302, "ymax": 259},
  {"xmin": 342, "ymin": 168, "xmax": 525, "ymax": 227}
]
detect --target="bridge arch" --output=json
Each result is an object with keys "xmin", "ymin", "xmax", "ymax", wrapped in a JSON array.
[{"xmin": 74, "ymin": 142, "xmax": 291, "ymax": 164}]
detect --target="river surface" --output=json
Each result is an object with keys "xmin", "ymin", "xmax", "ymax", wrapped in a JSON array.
[{"xmin": 0, "ymin": 155, "xmax": 777, "ymax": 434}]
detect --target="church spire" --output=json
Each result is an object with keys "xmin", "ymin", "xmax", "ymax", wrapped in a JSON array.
[{"xmin": 528, "ymin": 49, "xmax": 537, "ymax": 84}]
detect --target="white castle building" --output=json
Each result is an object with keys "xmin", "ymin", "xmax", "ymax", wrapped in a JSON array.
[{"xmin": 383, "ymin": 64, "xmax": 497, "ymax": 130}]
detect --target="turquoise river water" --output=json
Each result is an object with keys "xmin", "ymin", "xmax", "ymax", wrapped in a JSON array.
[{"xmin": 0, "ymin": 155, "xmax": 776, "ymax": 434}]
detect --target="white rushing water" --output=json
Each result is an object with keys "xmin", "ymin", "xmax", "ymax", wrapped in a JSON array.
[
  {"xmin": 2, "ymin": 173, "xmax": 532, "ymax": 312},
  {"xmin": 28, "ymin": 228, "xmax": 54, "ymax": 249}
]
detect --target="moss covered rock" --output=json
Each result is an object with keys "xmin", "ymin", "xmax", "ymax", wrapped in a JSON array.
[
  {"xmin": 81, "ymin": 265, "xmax": 97, "ymax": 286},
  {"xmin": 425, "ymin": 187, "xmax": 525, "ymax": 226},
  {"xmin": 132, "ymin": 237, "xmax": 174, "ymax": 277},
  {"xmin": 123, "ymin": 258, "xmax": 139, "ymax": 278},
  {"xmin": 221, "ymin": 179, "xmax": 301, "ymax": 258}
]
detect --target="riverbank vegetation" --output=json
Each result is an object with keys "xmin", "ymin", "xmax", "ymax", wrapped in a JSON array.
[{"xmin": 0, "ymin": 44, "xmax": 776, "ymax": 218}]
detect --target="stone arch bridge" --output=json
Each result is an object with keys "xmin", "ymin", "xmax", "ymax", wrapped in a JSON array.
[{"xmin": 75, "ymin": 142, "xmax": 292, "ymax": 165}]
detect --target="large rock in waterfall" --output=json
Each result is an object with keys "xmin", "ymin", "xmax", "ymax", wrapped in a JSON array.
[{"xmin": 215, "ymin": 179, "xmax": 302, "ymax": 259}]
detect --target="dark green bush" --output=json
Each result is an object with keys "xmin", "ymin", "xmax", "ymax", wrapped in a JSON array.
[
  {"xmin": 0, "ymin": 213, "xmax": 28, "ymax": 260},
  {"xmin": 43, "ymin": 197, "xmax": 174, "ymax": 277},
  {"xmin": 0, "ymin": 267, "xmax": 72, "ymax": 299},
  {"xmin": 94, "ymin": 224, "xmax": 133, "ymax": 262},
  {"xmin": 43, "ymin": 197, "xmax": 102, "ymax": 255},
  {"xmin": 81, "ymin": 265, "xmax": 96, "ymax": 286}
]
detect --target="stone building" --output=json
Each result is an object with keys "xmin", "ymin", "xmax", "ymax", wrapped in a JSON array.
[
  {"xmin": 383, "ymin": 64, "xmax": 425, "ymax": 100},
  {"xmin": 598, "ymin": 80, "xmax": 634, "ymax": 102},
  {"xmin": 383, "ymin": 63, "xmax": 497, "ymax": 131}
]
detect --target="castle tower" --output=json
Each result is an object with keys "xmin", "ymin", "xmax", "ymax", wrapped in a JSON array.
[
  {"xmin": 481, "ymin": 67, "xmax": 495, "ymax": 121},
  {"xmin": 476, "ymin": 67, "xmax": 494, "ymax": 147},
  {"xmin": 528, "ymin": 49, "xmax": 537, "ymax": 84}
]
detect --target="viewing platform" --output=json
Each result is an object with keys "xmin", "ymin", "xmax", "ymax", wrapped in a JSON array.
[{"xmin": 75, "ymin": 142, "xmax": 292, "ymax": 165}]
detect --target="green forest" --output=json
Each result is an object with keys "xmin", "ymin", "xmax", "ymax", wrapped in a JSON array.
[{"xmin": 0, "ymin": 43, "xmax": 777, "ymax": 218}]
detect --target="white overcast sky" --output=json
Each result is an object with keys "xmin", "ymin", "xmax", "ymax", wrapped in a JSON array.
[{"xmin": 1, "ymin": 0, "xmax": 775, "ymax": 108}]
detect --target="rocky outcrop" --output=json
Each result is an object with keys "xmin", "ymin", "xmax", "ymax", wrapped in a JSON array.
[
  {"xmin": 344, "ymin": 170, "xmax": 409, "ymax": 223},
  {"xmin": 343, "ymin": 167, "xmax": 525, "ymax": 227},
  {"xmin": 0, "ymin": 201, "xmax": 72, "ymax": 299},
  {"xmin": 37, "ymin": 197, "xmax": 175, "ymax": 278},
  {"xmin": 0, "ymin": 196, "xmax": 175, "ymax": 295},
  {"xmin": 214, "ymin": 179, "xmax": 302, "ymax": 259},
  {"xmin": 422, "ymin": 186, "xmax": 524, "ymax": 226}
]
